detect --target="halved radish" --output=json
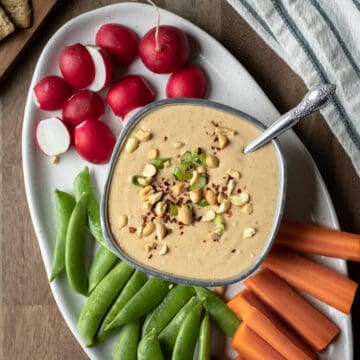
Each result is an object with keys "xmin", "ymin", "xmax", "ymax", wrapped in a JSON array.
[
  {"xmin": 33, "ymin": 76, "xmax": 73, "ymax": 111},
  {"xmin": 106, "ymin": 75, "xmax": 155, "ymax": 119},
  {"xmin": 95, "ymin": 23, "xmax": 139, "ymax": 66},
  {"xmin": 86, "ymin": 46, "xmax": 113, "ymax": 92},
  {"xmin": 139, "ymin": 25, "xmax": 189, "ymax": 74},
  {"xmin": 59, "ymin": 43, "xmax": 95, "ymax": 89},
  {"xmin": 62, "ymin": 90, "xmax": 105, "ymax": 127},
  {"xmin": 166, "ymin": 64, "xmax": 207, "ymax": 99},
  {"xmin": 36, "ymin": 117, "xmax": 71, "ymax": 156},
  {"xmin": 74, "ymin": 119, "xmax": 116, "ymax": 164}
]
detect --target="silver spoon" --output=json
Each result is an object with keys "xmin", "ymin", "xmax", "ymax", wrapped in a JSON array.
[{"xmin": 243, "ymin": 83, "xmax": 336, "ymax": 154}]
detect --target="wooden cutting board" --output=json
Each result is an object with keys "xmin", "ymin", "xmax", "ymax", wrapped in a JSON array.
[{"xmin": 0, "ymin": 0, "xmax": 60, "ymax": 83}]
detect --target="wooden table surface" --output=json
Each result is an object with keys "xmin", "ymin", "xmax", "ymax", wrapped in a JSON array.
[{"xmin": 1, "ymin": 1, "xmax": 359, "ymax": 359}]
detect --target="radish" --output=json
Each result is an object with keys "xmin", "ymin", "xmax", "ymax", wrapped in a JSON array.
[
  {"xmin": 106, "ymin": 75, "xmax": 155, "ymax": 119},
  {"xmin": 166, "ymin": 64, "xmax": 207, "ymax": 99},
  {"xmin": 86, "ymin": 46, "xmax": 113, "ymax": 92},
  {"xmin": 139, "ymin": 25, "xmax": 189, "ymax": 74},
  {"xmin": 36, "ymin": 117, "xmax": 71, "ymax": 156},
  {"xmin": 33, "ymin": 76, "xmax": 73, "ymax": 110},
  {"xmin": 74, "ymin": 119, "xmax": 116, "ymax": 164},
  {"xmin": 95, "ymin": 23, "xmax": 139, "ymax": 66},
  {"xmin": 59, "ymin": 43, "xmax": 95, "ymax": 89},
  {"xmin": 62, "ymin": 90, "xmax": 105, "ymax": 127}
]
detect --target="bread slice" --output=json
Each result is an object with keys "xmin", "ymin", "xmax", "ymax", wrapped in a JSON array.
[
  {"xmin": 0, "ymin": 4, "xmax": 15, "ymax": 40},
  {"xmin": 0, "ymin": 0, "xmax": 32, "ymax": 29}
]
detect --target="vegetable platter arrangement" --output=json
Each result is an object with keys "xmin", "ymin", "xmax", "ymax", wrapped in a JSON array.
[{"xmin": 22, "ymin": 2, "xmax": 359, "ymax": 359}]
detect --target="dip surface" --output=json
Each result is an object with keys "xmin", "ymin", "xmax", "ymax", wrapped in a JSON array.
[{"xmin": 107, "ymin": 103, "xmax": 280, "ymax": 281}]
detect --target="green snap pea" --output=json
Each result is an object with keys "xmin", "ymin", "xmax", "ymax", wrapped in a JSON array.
[
  {"xmin": 78, "ymin": 262, "xmax": 134, "ymax": 346},
  {"xmin": 65, "ymin": 192, "xmax": 88, "ymax": 295},
  {"xmin": 137, "ymin": 328, "xmax": 164, "ymax": 360},
  {"xmin": 113, "ymin": 320, "xmax": 141, "ymax": 360},
  {"xmin": 194, "ymin": 287, "xmax": 240, "ymax": 337},
  {"xmin": 172, "ymin": 301, "xmax": 202, "ymax": 360},
  {"xmin": 49, "ymin": 189, "xmax": 76, "ymax": 282},
  {"xmin": 106, "ymin": 277, "xmax": 172, "ymax": 330},
  {"xmin": 142, "ymin": 285, "xmax": 195, "ymax": 337},
  {"xmin": 73, "ymin": 167, "xmax": 108, "ymax": 249},
  {"xmin": 88, "ymin": 246, "xmax": 118, "ymax": 294},
  {"xmin": 197, "ymin": 312, "xmax": 212, "ymax": 360},
  {"xmin": 158, "ymin": 296, "xmax": 198, "ymax": 357},
  {"xmin": 97, "ymin": 270, "xmax": 147, "ymax": 342}
]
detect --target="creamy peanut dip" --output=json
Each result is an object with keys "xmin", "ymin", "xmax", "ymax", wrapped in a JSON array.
[{"xmin": 107, "ymin": 103, "xmax": 280, "ymax": 281}]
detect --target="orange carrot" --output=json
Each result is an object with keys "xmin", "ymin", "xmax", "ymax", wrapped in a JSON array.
[
  {"xmin": 277, "ymin": 220, "xmax": 360, "ymax": 262},
  {"xmin": 243, "ymin": 306, "xmax": 315, "ymax": 360},
  {"xmin": 228, "ymin": 289, "xmax": 316, "ymax": 359},
  {"xmin": 244, "ymin": 269, "xmax": 340, "ymax": 352},
  {"xmin": 263, "ymin": 246, "xmax": 358, "ymax": 314},
  {"xmin": 231, "ymin": 323, "xmax": 286, "ymax": 360}
]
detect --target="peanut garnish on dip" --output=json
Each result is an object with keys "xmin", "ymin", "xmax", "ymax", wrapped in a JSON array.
[{"xmin": 107, "ymin": 104, "xmax": 280, "ymax": 280}]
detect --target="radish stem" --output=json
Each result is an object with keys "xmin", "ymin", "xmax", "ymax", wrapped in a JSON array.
[{"xmin": 146, "ymin": 0, "xmax": 161, "ymax": 51}]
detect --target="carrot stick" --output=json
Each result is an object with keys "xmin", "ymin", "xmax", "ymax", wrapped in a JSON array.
[
  {"xmin": 263, "ymin": 246, "xmax": 358, "ymax": 314},
  {"xmin": 243, "ymin": 306, "xmax": 316, "ymax": 360},
  {"xmin": 244, "ymin": 269, "xmax": 340, "ymax": 352},
  {"xmin": 277, "ymin": 220, "xmax": 360, "ymax": 262},
  {"xmin": 231, "ymin": 323, "xmax": 286, "ymax": 360},
  {"xmin": 228, "ymin": 289, "xmax": 316, "ymax": 359}
]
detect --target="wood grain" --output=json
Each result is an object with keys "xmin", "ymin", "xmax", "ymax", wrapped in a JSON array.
[
  {"xmin": 0, "ymin": 0, "xmax": 60, "ymax": 82},
  {"xmin": 0, "ymin": 1, "xmax": 359, "ymax": 359}
]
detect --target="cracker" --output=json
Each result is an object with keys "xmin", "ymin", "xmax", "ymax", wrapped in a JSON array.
[
  {"xmin": 0, "ymin": 0, "xmax": 32, "ymax": 29},
  {"xmin": 0, "ymin": 4, "xmax": 15, "ymax": 40}
]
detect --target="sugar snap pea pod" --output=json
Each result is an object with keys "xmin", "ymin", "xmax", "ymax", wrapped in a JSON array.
[
  {"xmin": 106, "ymin": 277, "xmax": 172, "ymax": 330},
  {"xmin": 194, "ymin": 287, "xmax": 240, "ymax": 337},
  {"xmin": 97, "ymin": 270, "xmax": 147, "ymax": 342},
  {"xmin": 88, "ymin": 246, "xmax": 118, "ymax": 293},
  {"xmin": 172, "ymin": 301, "xmax": 202, "ymax": 360},
  {"xmin": 113, "ymin": 320, "xmax": 141, "ymax": 360},
  {"xmin": 197, "ymin": 312, "xmax": 211, "ymax": 360},
  {"xmin": 78, "ymin": 262, "xmax": 134, "ymax": 346},
  {"xmin": 49, "ymin": 189, "xmax": 76, "ymax": 282},
  {"xmin": 137, "ymin": 328, "xmax": 164, "ymax": 360},
  {"xmin": 142, "ymin": 285, "xmax": 195, "ymax": 337},
  {"xmin": 73, "ymin": 167, "xmax": 108, "ymax": 249},
  {"xmin": 65, "ymin": 192, "xmax": 88, "ymax": 295},
  {"xmin": 158, "ymin": 296, "xmax": 198, "ymax": 357}
]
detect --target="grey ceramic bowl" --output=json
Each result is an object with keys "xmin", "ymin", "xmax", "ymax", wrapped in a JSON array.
[{"xmin": 101, "ymin": 98, "xmax": 287, "ymax": 287}]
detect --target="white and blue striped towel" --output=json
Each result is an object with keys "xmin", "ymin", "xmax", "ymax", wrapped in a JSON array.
[{"xmin": 227, "ymin": 0, "xmax": 360, "ymax": 176}]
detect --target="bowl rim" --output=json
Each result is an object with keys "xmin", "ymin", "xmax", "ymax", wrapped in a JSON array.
[{"xmin": 100, "ymin": 98, "xmax": 287, "ymax": 286}]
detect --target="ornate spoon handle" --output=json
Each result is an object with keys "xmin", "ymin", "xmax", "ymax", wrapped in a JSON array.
[{"xmin": 243, "ymin": 84, "xmax": 336, "ymax": 154}]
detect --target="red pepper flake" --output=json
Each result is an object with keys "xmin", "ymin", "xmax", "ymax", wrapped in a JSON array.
[
  {"xmin": 164, "ymin": 136, "xmax": 168, "ymax": 141},
  {"xmin": 237, "ymin": 189, "xmax": 241, "ymax": 193},
  {"xmin": 128, "ymin": 227, "xmax": 136, "ymax": 233},
  {"xmin": 202, "ymin": 239, "xmax": 206, "ymax": 243},
  {"xmin": 180, "ymin": 232, "xmax": 184, "ymax": 235},
  {"xmin": 231, "ymin": 249, "xmax": 236, "ymax": 253},
  {"xmin": 164, "ymin": 181, "xmax": 170, "ymax": 186},
  {"xmin": 155, "ymin": 236, "xmax": 158, "ymax": 240},
  {"xmin": 211, "ymin": 146, "xmax": 215, "ymax": 150},
  {"xmin": 167, "ymin": 228, "xmax": 173, "ymax": 235},
  {"xmin": 147, "ymin": 254, "xmax": 153, "ymax": 259}
]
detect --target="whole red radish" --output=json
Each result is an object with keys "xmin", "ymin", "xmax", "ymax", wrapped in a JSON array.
[
  {"xmin": 86, "ymin": 46, "xmax": 113, "ymax": 92},
  {"xmin": 36, "ymin": 117, "xmax": 71, "ymax": 156},
  {"xmin": 106, "ymin": 75, "xmax": 155, "ymax": 119},
  {"xmin": 95, "ymin": 23, "xmax": 139, "ymax": 66},
  {"xmin": 62, "ymin": 90, "xmax": 105, "ymax": 127},
  {"xmin": 59, "ymin": 43, "xmax": 95, "ymax": 88},
  {"xmin": 74, "ymin": 119, "xmax": 116, "ymax": 164},
  {"xmin": 166, "ymin": 64, "xmax": 207, "ymax": 99},
  {"xmin": 139, "ymin": 25, "xmax": 189, "ymax": 74},
  {"xmin": 33, "ymin": 76, "xmax": 72, "ymax": 111}
]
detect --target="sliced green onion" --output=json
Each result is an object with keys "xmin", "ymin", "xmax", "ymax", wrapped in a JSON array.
[
  {"xmin": 152, "ymin": 157, "xmax": 171, "ymax": 170},
  {"xmin": 180, "ymin": 151, "xmax": 193, "ymax": 163},
  {"xmin": 169, "ymin": 203, "xmax": 178, "ymax": 216},
  {"xmin": 132, "ymin": 175, "xmax": 146, "ymax": 186},
  {"xmin": 172, "ymin": 167, "xmax": 184, "ymax": 181},
  {"xmin": 197, "ymin": 153, "xmax": 206, "ymax": 167},
  {"xmin": 213, "ymin": 214, "xmax": 225, "ymax": 233},
  {"xmin": 190, "ymin": 176, "xmax": 208, "ymax": 190},
  {"xmin": 197, "ymin": 199, "xmax": 209, "ymax": 207}
]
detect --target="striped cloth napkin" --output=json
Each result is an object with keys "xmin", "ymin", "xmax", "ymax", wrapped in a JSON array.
[{"xmin": 227, "ymin": 0, "xmax": 360, "ymax": 176}]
